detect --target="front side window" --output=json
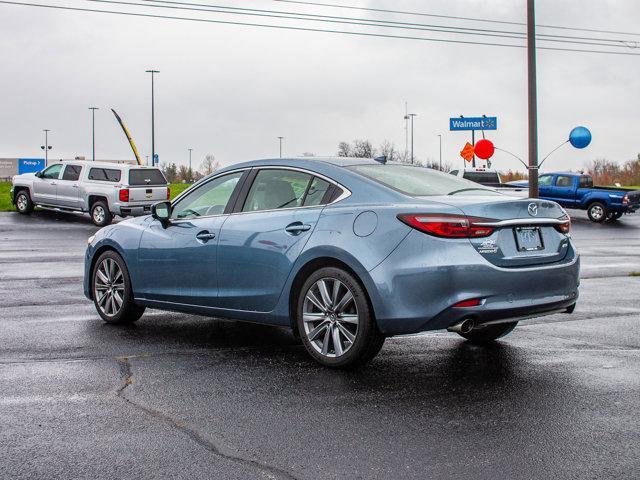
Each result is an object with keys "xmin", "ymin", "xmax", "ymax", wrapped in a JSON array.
[
  {"xmin": 555, "ymin": 175, "xmax": 573, "ymax": 187},
  {"xmin": 62, "ymin": 165, "xmax": 82, "ymax": 181},
  {"xmin": 171, "ymin": 171, "xmax": 243, "ymax": 219},
  {"xmin": 347, "ymin": 164, "xmax": 499, "ymax": 196},
  {"xmin": 539, "ymin": 175, "xmax": 553, "ymax": 187},
  {"xmin": 88, "ymin": 168, "xmax": 121, "ymax": 182},
  {"xmin": 41, "ymin": 164, "xmax": 62, "ymax": 180},
  {"xmin": 242, "ymin": 169, "xmax": 313, "ymax": 212}
]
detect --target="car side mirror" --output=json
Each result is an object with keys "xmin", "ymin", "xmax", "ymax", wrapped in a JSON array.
[
  {"xmin": 152, "ymin": 201, "xmax": 172, "ymax": 227},
  {"xmin": 35, "ymin": 171, "xmax": 43, "ymax": 178}
]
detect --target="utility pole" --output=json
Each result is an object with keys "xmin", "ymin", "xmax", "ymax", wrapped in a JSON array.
[
  {"xmin": 188, "ymin": 148, "xmax": 193, "ymax": 172},
  {"xmin": 404, "ymin": 101, "xmax": 408, "ymax": 159},
  {"xmin": 145, "ymin": 69, "xmax": 160, "ymax": 166},
  {"xmin": 41, "ymin": 129, "xmax": 52, "ymax": 165},
  {"xmin": 527, "ymin": 0, "xmax": 539, "ymax": 198},
  {"xmin": 277, "ymin": 136, "xmax": 284, "ymax": 158},
  {"xmin": 437, "ymin": 134, "xmax": 442, "ymax": 171},
  {"xmin": 406, "ymin": 113, "xmax": 417, "ymax": 164},
  {"xmin": 89, "ymin": 107, "xmax": 98, "ymax": 161}
]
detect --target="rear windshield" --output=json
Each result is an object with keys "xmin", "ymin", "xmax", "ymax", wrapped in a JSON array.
[
  {"xmin": 347, "ymin": 164, "xmax": 500, "ymax": 196},
  {"xmin": 88, "ymin": 168, "xmax": 121, "ymax": 182},
  {"xmin": 462, "ymin": 171, "xmax": 501, "ymax": 186},
  {"xmin": 129, "ymin": 169, "xmax": 167, "ymax": 186}
]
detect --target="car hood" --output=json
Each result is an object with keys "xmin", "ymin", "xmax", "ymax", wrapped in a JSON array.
[{"xmin": 13, "ymin": 173, "xmax": 36, "ymax": 182}]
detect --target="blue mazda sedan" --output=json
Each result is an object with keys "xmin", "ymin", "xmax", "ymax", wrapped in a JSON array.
[{"xmin": 84, "ymin": 158, "xmax": 579, "ymax": 367}]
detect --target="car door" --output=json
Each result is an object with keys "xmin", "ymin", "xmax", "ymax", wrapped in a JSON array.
[
  {"xmin": 537, "ymin": 174, "xmax": 554, "ymax": 198},
  {"xmin": 56, "ymin": 164, "xmax": 83, "ymax": 208},
  {"xmin": 216, "ymin": 168, "xmax": 331, "ymax": 312},
  {"xmin": 550, "ymin": 175, "xmax": 576, "ymax": 207},
  {"xmin": 32, "ymin": 164, "xmax": 63, "ymax": 204},
  {"xmin": 137, "ymin": 170, "xmax": 247, "ymax": 306}
]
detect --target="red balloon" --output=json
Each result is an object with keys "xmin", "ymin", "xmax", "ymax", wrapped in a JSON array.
[{"xmin": 474, "ymin": 139, "xmax": 495, "ymax": 160}]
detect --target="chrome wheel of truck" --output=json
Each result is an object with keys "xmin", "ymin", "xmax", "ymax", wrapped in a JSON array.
[{"xmin": 587, "ymin": 202, "xmax": 607, "ymax": 223}]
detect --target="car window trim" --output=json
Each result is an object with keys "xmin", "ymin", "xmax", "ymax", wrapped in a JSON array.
[{"xmin": 231, "ymin": 166, "xmax": 351, "ymax": 214}]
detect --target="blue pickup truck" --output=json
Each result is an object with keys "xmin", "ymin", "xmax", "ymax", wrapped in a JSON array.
[{"xmin": 511, "ymin": 172, "xmax": 640, "ymax": 222}]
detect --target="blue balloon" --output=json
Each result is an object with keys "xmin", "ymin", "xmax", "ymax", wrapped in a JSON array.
[{"xmin": 569, "ymin": 126, "xmax": 592, "ymax": 149}]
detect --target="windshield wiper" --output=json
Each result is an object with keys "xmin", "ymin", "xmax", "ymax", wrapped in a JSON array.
[{"xmin": 447, "ymin": 188, "xmax": 493, "ymax": 196}]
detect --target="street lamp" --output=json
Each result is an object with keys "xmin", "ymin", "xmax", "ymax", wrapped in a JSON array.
[
  {"xmin": 188, "ymin": 148, "xmax": 193, "ymax": 172},
  {"xmin": 277, "ymin": 136, "xmax": 284, "ymax": 158},
  {"xmin": 89, "ymin": 107, "xmax": 98, "ymax": 161},
  {"xmin": 145, "ymin": 69, "xmax": 160, "ymax": 166},
  {"xmin": 40, "ymin": 129, "xmax": 52, "ymax": 165},
  {"xmin": 404, "ymin": 113, "xmax": 417, "ymax": 164},
  {"xmin": 437, "ymin": 134, "xmax": 442, "ymax": 171}
]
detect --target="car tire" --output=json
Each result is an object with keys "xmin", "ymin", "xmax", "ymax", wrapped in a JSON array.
[
  {"xmin": 91, "ymin": 200, "xmax": 112, "ymax": 227},
  {"xmin": 92, "ymin": 250, "xmax": 145, "ymax": 324},
  {"xmin": 587, "ymin": 202, "xmax": 608, "ymax": 223},
  {"xmin": 457, "ymin": 322, "xmax": 518, "ymax": 345},
  {"xmin": 15, "ymin": 190, "xmax": 34, "ymax": 215},
  {"xmin": 297, "ymin": 267, "xmax": 385, "ymax": 368}
]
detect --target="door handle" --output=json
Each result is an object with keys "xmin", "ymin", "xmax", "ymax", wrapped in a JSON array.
[
  {"xmin": 196, "ymin": 231, "xmax": 216, "ymax": 242},
  {"xmin": 285, "ymin": 222, "xmax": 311, "ymax": 235},
  {"xmin": 72, "ymin": 184, "xmax": 79, "ymax": 188},
  {"xmin": 51, "ymin": 181, "xmax": 57, "ymax": 185}
]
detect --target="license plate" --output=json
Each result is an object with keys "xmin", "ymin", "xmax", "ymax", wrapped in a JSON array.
[{"xmin": 513, "ymin": 226, "xmax": 544, "ymax": 252}]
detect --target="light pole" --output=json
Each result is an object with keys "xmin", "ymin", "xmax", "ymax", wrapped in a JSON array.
[
  {"xmin": 437, "ymin": 134, "xmax": 442, "ymax": 171},
  {"xmin": 89, "ymin": 107, "xmax": 98, "ymax": 161},
  {"xmin": 188, "ymin": 148, "xmax": 193, "ymax": 173},
  {"xmin": 277, "ymin": 136, "xmax": 284, "ymax": 158},
  {"xmin": 145, "ymin": 69, "xmax": 160, "ymax": 166},
  {"xmin": 404, "ymin": 113, "xmax": 417, "ymax": 164},
  {"xmin": 40, "ymin": 129, "xmax": 52, "ymax": 165},
  {"xmin": 527, "ymin": 0, "xmax": 539, "ymax": 198}
]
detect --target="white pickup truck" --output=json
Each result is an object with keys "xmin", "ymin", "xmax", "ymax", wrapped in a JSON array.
[
  {"xmin": 10, "ymin": 161, "xmax": 169, "ymax": 226},
  {"xmin": 449, "ymin": 167, "xmax": 528, "ymax": 197}
]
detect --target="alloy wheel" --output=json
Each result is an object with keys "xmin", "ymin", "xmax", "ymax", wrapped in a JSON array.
[
  {"xmin": 94, "ymin": 258, "xmax": 125, "ymax": 317},
  {"xmin": 590, "ymin": 205, "xmax": 604, "ymax": 220},
  {"xmin": 93, "ymin": 205, "xmax": 105, "ymax": 224},
  {"xmin": 302, "ymin": 278, "xmax": 359, "ymax": 358},
  {"xmin": 16, "ymin": 194, "xmax": 27, "ymax": 212}
]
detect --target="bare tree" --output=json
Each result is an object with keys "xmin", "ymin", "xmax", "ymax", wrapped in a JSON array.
[
  {"xmin": 200, "ymin": 154, "xmax": 220, "ymax": 176},
  {"xmin": 160, "ymin": 162, "xmax": 178, "ymax": 183},
  {"xmin": 177, "ymin": 165, "xmax": 194, "ymax": 183},
  {"xmin": 337, "ymin": 142, "xmax": 352, "ymax": 157},
  {"xmin": 378, "ymin": 140, "xmax": 401, "ymax": 162},
  {"xmin": 352, "ymin": 139, "xmax": 375, "ymax": 158}
]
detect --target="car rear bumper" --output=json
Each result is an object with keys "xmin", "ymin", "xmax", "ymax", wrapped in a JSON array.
[
  {"xmin": 116, "ymin": 204, "xmax": 154, "ymax": 217},
  {"xmin": 368, "ymin": 230, "xmax": 580, "ymax": 335}
]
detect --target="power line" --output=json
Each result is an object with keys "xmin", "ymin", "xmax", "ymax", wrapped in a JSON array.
[
  {"xmin": 131, "ymin": 0, "xmax": 637, "ymax": 49},
  {"xmin": 2, "ymin": 0, "xmax": 640, "ymax": 56},
  {"xmin": 272, "ymin": 0, "xmax": 640, "ymax": 38}
]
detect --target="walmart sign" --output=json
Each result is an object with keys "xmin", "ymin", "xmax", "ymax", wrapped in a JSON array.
[{"xmin": 449, "ymin": 116, "xmax": 497, "ymax": 131}]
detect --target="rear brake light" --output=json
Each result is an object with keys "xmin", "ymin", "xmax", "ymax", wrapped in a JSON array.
[
  {"xmin": 397, "ymin": 213, "xmax": 494, "ymax": 238},
  {"xmin": 554, "ymin": 214, "xmax": 571, "ymax": 234},
  {"xmin": 453, "ymin": 298, "xmax": 482, "ymax": 308},
  {"xmin": 623, "ymin": 195, "xmax": 629, "ymax": 205},
  {"xmin": 119, "ymin": 188, "xmax": 129, "ymax": 202},
  {"xmin": 167, "ymin": 186, "xmax": 171, "ymax": 200}
]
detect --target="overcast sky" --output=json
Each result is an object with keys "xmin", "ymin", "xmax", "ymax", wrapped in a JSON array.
[{"xmin": 1, "ymin": 0, "xmax": 639, "ymax": 172}]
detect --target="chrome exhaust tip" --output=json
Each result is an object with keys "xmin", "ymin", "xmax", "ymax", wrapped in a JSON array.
[{"xmin": 447, "ymin": 318, "xmax": 475, "ymax": 334}]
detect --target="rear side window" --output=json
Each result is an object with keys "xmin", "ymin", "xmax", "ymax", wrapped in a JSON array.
[
  {"xmin": 303, "ymin": 177, "xmax": 332, "ymax": 207},
  {"xmin": 555, "ymin": 175, "xmax": 573, "ymax": 187},
  {"xmin": 129, "ymin": 169, "xmax": 166, "ymax": 186},
  {"xmin": 89, "ymin": 168, "xmax": 121, "ymax": 182},
  {"xmin": 62, "ymin": 165, "xmax": 82, "ymax": 181},
  {"xmin": 579, "ymin": 176, "xmax": 593, "ymax": 188}
]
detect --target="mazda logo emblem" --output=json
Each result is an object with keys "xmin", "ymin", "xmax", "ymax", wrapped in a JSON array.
[{"xmin": 527, "ymin": 203, "xmax": 538, "ymax": 216}]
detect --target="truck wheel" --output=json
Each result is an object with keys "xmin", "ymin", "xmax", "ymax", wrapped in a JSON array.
[
  {"xmin": 15, "ymin": 190, "xmax": 34, "ymax": 214},
  {"xmin": 91, "ymin": 200, "xmax": 112, "ymax": 227},
  {"xmin": 587, "ymin": 202, "xmax": 608, "ymax": 223}
]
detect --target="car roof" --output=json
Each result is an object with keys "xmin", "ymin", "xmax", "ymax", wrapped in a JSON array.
[{"xmin": 52, "ymin": 161, "xmax": 158, "ymax": 169}]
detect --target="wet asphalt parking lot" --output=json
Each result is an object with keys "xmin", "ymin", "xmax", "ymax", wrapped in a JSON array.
[{"xmin": 1, "ymin": 209, "xmax": 639, "ymax": 479}]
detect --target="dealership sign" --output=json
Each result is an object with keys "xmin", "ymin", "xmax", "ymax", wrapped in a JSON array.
[{"xmin": 449, "ymin": 116, "xmax": 497, "ymax": 131}]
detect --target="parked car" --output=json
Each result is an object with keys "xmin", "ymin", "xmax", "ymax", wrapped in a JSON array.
[
  {"xmin": 84, "ymin": 158, "xmax": 580, "ymax": 367},
  {"xmin": 10, "ymin": 161, "xmax": 169, "ymax": 226},
  {"xmin": 450, "ymin": 167, "xmax": 528, "ymax": 195},
  {"xmin": 507, "ymin": 173, "xmax": 640, "ymax": 222}
]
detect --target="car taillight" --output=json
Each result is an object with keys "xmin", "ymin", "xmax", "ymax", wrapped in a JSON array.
[
  {"xmin": 623, "ymin": 195, "xmax": 629, "ymax": 205},
  {"xmin": 554, "ymin": 214, "xmax": 571, "ymax": 234},
  {"xmin": 166, "ymin": 186, "xmax": 170, "ymax": 200},
  {"xmin": 397, "ymin": 213, "xmax": 494, "ymax": 238},
  {"xmin": 119, "ymin": 188, "xmax": 129, "ymax": 202},
  {"xmin": 453, "ymin": 298, "xmax": 483, "ymax": 308}
]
